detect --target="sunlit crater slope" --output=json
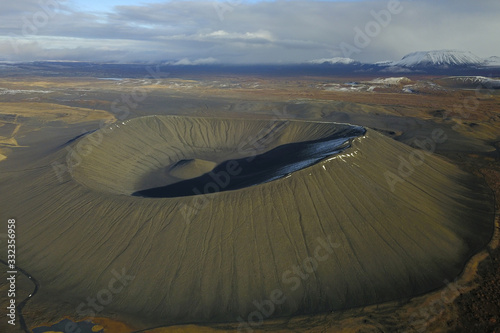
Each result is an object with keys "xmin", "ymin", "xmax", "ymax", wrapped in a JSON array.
[{"xmin": 0, "ymin": 115, "xmax": 493, "ymax": 327}]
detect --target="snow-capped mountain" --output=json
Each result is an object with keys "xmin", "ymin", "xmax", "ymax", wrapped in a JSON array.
[
  {"xmin": 484, "ymin": 56, "xmax": 500, "ymax": 67},
  {"xmin": 306, "ymin": 50, "xmax": 500, "ymax": 74},
  {"xmin": 308, "ymin": 57, "xmax": 358, "ymax": 65},
  {"xmin": 390, "ymin": 50, "xmax": 483, "ymax": 68}
]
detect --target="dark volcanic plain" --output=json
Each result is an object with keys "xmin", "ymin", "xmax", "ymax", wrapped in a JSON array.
[{"xmin": 0, "ymin": 65, "xmax": 499, "ymax": 333}]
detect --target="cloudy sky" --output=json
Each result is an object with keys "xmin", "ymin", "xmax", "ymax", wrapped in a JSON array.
[{"xmin": 1, "ymin": 0, "xmax": 499, "ymax": 63}]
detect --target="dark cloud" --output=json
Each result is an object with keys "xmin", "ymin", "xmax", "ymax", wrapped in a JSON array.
[{"xmin": 0, "ymin": 0, "xmax": 499, "ymax": 63}]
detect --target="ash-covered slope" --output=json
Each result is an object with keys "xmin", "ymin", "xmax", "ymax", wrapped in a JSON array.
[{"xmin": 0, "ymin": 116, "xmax": 493, "ymax": 327}]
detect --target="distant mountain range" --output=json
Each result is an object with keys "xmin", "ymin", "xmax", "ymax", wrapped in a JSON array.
[
  {"xmin": 308, "ymin": 57, "xmax": 359, "ymax": 65},
  {"xmin": 310, "ymin": 50, "xmax": 500, "ymax": 71},
  {"xmin": 391, "ymin": 50, "xmax": 483, "ymax": 68},
  {"xmin": 1, "ymin": 50, "xmax": 499, "ymax": 77}
]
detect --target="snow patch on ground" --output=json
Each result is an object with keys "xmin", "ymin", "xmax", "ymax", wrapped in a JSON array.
[
  {"xmin": 0, "ymin": 88, "xmax": 53, "ymax": 95},
  {"xmin": 369, "ymin": 77, "xmax": 412, "ymax": 85},
  {"xmin": 447, "ymin": 76, "xmax": 500, "ymax": 88}
]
